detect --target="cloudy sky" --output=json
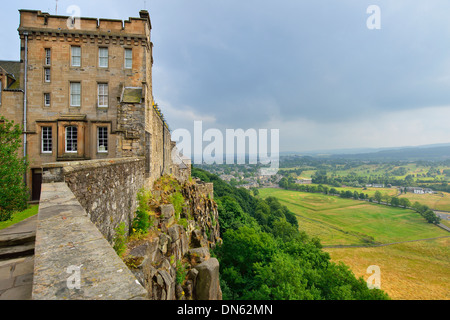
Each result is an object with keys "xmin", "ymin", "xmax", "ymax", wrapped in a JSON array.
[{"xmin": 1, "ymin": 0, "xmax": 450, "ymax": 152}]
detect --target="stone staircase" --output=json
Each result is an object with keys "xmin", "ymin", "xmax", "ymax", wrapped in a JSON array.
[
  {"xmin": 0, "ymin": 216, "xmax": 37, "ymax": 300},
  {"xmin": 0, "ymin": 231, "xmax": 35, "ymax": 261}
]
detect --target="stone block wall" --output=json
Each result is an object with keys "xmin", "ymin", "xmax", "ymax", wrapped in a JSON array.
[
  {"xmin": 116, "ymin": 103, "xmax": 146, "ymax": 159},
  {"xmin": 33, "ymin": 182, "xmax": 148, "ymax": 300},
  {"xmin": 42, "ymin": 157, "xmax": 145, "ymax": 243}
]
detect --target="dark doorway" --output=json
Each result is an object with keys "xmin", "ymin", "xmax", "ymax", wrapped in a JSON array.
[{"xmin": 32, "ymin": 169, "xmax": 42, "ymax": 201}]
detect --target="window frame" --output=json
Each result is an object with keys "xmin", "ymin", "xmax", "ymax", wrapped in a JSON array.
[
  {"xmin": 124, "ymin": 48, "xmax": 132, "ymax": 69},
  {"xmin": 97, "ymin": 127, "xmax": 108, "ymax": 153},
  {"xmin": 71, "ymin": 46, "xmax": 81, "ymax": 67},
  {"xmin": 44, "ymin": 67, "xmax": 51, "ymax": 83},
  {"xmin": 70, "ymin": 82, "xmax": 81, "ymax": 107},
  {"xmin": 65, "ymin": 126, "xmax": 78, "ymax": 153},
  {"xmin": 98, "ymin": 47, "xmax": 109, "ymax": 68},
  {"xmin": 44, "ymin": 93, "xmax": 51, "ymax": 107},
  {"xmin": 97, "ymin": 83, "xmax": 109, "ymax": 108},
  {"xmin": 45, "ymin": 48, "xmax": 51, "ymax": 66},
  {"xmin": 41, "ymin": 126, "xmax": 53, "ymax": 154}
]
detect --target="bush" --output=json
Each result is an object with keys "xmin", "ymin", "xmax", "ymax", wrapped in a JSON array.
[
  {"xmin": 169, "ymin": 191, "xmax": 185, "ymax": 220},
  {"xmin": 113, "ymin": 222, "xmax": 128, "ymax": 257},
  {"xmin": 176, "ymin": 260, "xmax": 188, "ymax": 285},
  {"xmin": 0, "ymin": 117, "xmax": 29, "ymax": 221}
]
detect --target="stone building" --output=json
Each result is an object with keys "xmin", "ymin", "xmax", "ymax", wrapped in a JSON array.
[{"xmin": 0, "ymin": 9, "xmax": 189, "ymax": 201}]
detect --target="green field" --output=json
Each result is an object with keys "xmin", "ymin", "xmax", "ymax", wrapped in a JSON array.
[
  {"xmin": 258, "ymin": 188, "xmax": 450, "ymax": 300},
  {"xmin": 258, "ymin": 188, "xmax": 448, "ymax": 246},
  {"xmin": 280, "ymin": 163, "xmax": 450, "ymax": 183},
  {"xmin": 311, "ymin": 184, "xmax": 399, "ymax": 198},
  {"xmin": 399, "ymin": 191, "xmax": 450, "ymax": 212}
]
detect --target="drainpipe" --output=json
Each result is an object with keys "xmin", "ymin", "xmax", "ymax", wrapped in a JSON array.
[
  {"xmin": 161, "ymin": 122, "xmax": 165, "ymax": 176},
  {"xmin": 23, "ymin": 32, "xmax": 28, "ymax": 182}
]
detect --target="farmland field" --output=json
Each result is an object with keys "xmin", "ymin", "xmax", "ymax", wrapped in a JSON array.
[
  {"xmin": 399, "ymin": 191, "xmax": 450, "ymax": 212},
  {"xmin": 258, "ymin": 188, "xmax": 450, "ymax": 300},
  {"xmin": 327, "ymin": 238, "xmax": 450, "ymax": 300},
  {"xmin": 258, "ymin": 188, "xmax": 448, "ymax": 246},
  {"xmin": 320, "ymin": 185, "xmax": 399, "ymax": 198}
]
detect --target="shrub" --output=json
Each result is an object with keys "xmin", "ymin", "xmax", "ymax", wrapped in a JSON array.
[
  {"xmin": 113, "ymin": 222, "xmax": 128, "ymax": 257},
  {"xmin": 176, "ymin": 260, "xmax": 188, "ymax": 285},
  {"xmin": 169, "ymin": 191, "xmax": 185, "ymax": 220},
  {"xmin": 0, "ymin": 117, "xmax": 29, "ymax": 222}
]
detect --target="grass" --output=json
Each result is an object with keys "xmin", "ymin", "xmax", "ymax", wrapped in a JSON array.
[
  {"xmin": 326, "ymin": 238, "xmax": 450, "ymax": 300},
  {"xmin": 399, "ymin": 191, "xmax": 450, "ymax": 212},
  {"xmin": 330, "ymin": 186, "xmax": 398, "ymax": 198},
  {"xmin": 259, "ymin": 188, "xmax": 450, "ymax": 300},
  {"xmin": 258, "ymin": 188, "xmax": 448, "ymax": 246},
  {"xmin": 0, "ymin": 205, "xmax": 39, "ymax": 231}
]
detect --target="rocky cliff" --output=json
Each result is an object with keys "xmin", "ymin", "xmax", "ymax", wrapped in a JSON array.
[{"xmin": 121, "ymin": 175, "xmax": 222, "ymax": 300}]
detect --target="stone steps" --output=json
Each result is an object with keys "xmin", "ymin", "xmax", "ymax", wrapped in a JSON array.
[{"xmin": 0, "ymin": 232, "xmax": 35, "ymax": 261}]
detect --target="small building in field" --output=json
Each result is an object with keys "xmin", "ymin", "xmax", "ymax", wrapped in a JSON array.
[{"xmin": 295, "ymin": 178, "xmax": 312, "ymax": 185}]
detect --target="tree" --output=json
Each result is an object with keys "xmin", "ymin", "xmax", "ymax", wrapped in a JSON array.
[
  {"xmin": 390, "ymin": 197, "xmax": 400, "ymax": 207},
  {"xmin": 0, "ymin": 117, "xmax": 29, "ymax": 221},
  {"xmin": 374, "ymin": 191, "xmax": 382, "ymax": 204},
  {"xmin": 422, "ymin": 209, "xmax": 441, "ymax": 225},
  {"xmin": 399, "ymin": 198, "xmax": 411, "ymax": 208}
]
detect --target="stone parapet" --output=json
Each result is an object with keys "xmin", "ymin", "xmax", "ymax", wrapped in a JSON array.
[
  {"xmin": 33, "ymin": 182, "xmax": 148, "ymax": 300},
  {"xmin": 42, "ymin": 157, "xmax": 145, "ymax": 243}
]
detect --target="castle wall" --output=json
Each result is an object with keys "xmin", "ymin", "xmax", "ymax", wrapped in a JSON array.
[
  {"xmin": 33, "ymin": 181, "xmax": 148, "ymax": 300},
  {"xmin": 42, "ymin": 157, "xmax": 145, "ymax": 243}
]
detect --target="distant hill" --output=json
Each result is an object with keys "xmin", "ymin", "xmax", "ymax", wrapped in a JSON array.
[{"xmin": 329, "ymin": 144, "xmax": 450, "ymax": 161}]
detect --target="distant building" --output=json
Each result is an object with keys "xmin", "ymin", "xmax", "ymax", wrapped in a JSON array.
[
  {"xmin": 406, "ymin": 187, "xmax": 426, "ymax": 194},
  {"xmin": 404, "ymin": 187, "xmax": 435, "ymax": 194},
  {"xmin": 295, "ymin": 178, "xmax": 312, "ymax": 185},
  {"xmin": 372, "ymin": 184, "xmax": 385, "ymax": 188},
  {"xmin": 219, "ymin": 174, "xmax": 235, "ymax": 181},
  {"xmin": 241, "ymin": 182, "xmax": 258, "ymax": 190}
]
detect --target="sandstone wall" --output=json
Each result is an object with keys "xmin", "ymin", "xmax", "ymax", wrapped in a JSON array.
[{"xmin": 42, "ymin": 157, "xmax": 145, "ymax": 243}]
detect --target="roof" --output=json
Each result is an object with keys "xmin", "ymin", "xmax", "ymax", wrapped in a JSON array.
[
  {"xmin": 0, "ymin": 60, "xmax": 21, "ymax": 89},
  {"xmin": 121, "ymin": 87, "xmax": 143, "ymax": 103}
]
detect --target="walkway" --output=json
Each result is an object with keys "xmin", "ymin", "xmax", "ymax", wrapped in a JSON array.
[{"xmin": 0, "ymin": 215, "xmax": 37, "ymax": 300}]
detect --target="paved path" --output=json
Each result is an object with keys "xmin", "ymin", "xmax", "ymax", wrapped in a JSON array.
[{"xmin": 0, "ymin": 215, "xmax": 37, "ymax": 300}]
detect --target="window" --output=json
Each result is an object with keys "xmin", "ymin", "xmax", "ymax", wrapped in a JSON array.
[
  {"xmin": 97, "ymin": 83, "xmax": 108, "ymax": 107},
  {"xmin": 0, "ymin": 80, "xmax": 2, "ymax": 105},
  {"xmin": 71, "ymin": 46, "xmax": 81, "ymax": 67},
  {"xmin": 70, "ymin": 82, "xmax": 81, "ymax": 107},
  {"xmin": 45, "ymin": 48, "xmax": 51, "ymax": 65},
  {"xmin": 44, "ymin": 68, "xmax": 51, "ymax": 82},
  {"xmin": 65, "ymin": 126, "xmax": 78, "ymax": 153},
  {"xmin": 125, "ymin": 48, "xmax": 132, "ymax": 69},
  {"xmin": 99, "ymin": 47, "xmax": 109, "ymax": 68},
  {"xmin": 42, "ymin": 127, "xmax": 52, "ymax": 153},
  {"xmin": 97, "ymin": 127, "xmax": 108, "ymax": 153},
  {"xmin": 44, "ymin": 93, "xmax": 51, "ymax": 107}
]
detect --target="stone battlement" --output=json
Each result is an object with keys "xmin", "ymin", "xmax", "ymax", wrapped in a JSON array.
[{"xmin": 18, "ymin": 9, "xmax": 150, "ymax": 39}]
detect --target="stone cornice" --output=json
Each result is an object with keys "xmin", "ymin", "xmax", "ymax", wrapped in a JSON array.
[{"xmin": 18, "ymin": 28, "xmax": 148, "ymax": 46}]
